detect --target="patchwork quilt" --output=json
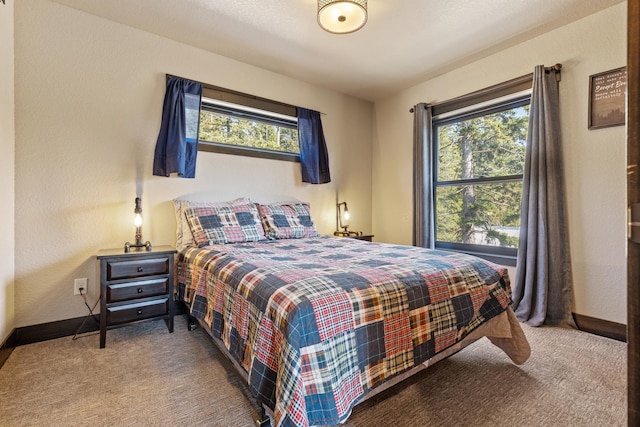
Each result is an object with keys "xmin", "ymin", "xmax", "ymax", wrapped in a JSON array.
[{"xmin": 176, "ymin": 236, "xmax": 513, "ymax": 427}]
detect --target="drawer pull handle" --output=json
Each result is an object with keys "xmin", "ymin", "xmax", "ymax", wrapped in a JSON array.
[
  {"xmin": 137, "ymin": 288, "xmax": 143, "ymax": 293},
  {"xmin": 137, "ymin": 266, "xmax": 143, "ymax": 272},
  {"xmin": 137, "ymin": 309, "xmax": 143, "ymax": 315}
]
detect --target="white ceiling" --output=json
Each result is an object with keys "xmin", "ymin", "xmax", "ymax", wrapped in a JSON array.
[{"xmin": 50, "ymin": 0, "xmax": 624, "ymax": 101}]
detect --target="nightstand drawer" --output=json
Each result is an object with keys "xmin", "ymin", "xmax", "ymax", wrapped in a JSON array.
[
  {"xmin": 106, "ymin": 278, "xmax": 169, "ymax": 303},
  {"xmin": 107, "ymin": 298, "xmax": 169, "ymax": 325},
  {"xmin": 106, "ymin": 257, "xmax": 170, "ymax": 280}
]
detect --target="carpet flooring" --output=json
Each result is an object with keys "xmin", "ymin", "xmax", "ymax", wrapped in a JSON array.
[{"xmin": 0, "ymin": 315, "xmax": 626, "ymax": 426}]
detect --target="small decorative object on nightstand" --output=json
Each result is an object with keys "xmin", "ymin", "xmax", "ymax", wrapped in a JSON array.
[
  {"xmin": 124, "ymin": 197, "xmax": 152, "ymax": 253},
  {"xmin": 335, "ymin": 201, "xmax": 351, "ymax": 234},
  {"xmin": 333, "ymin": 200, "xmax": 373, "ymax": 241},
  {"xmin": 97, "ymin": 245, "xmax": 176, "ymax": 348}
]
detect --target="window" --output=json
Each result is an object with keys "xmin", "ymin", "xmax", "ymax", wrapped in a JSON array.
[
  {"xmin": 197, "ymin": 86, "xmax": 300, "ymax": 162},
  {"xmin": 432, "ymin": 94, "xmax": 530, "ymax": 265}
]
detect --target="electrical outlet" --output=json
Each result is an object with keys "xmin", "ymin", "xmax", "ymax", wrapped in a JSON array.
[{"xmin": 74, "ymin": 278, "xmax": 88, "ymax": 296}]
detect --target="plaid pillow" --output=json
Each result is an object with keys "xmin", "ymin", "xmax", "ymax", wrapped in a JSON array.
[
  {"xmin": 184, "ymin": 203, "xmax": 265, "ymax": 245},
  {"xmin": 173, "ymin": 197, "xmax": 253, "ymax": 249},
  {"xmin": 257, "ymin": 203, "xmax": 319, "ymax": 239}
]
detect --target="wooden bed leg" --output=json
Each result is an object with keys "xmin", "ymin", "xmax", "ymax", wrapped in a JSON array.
[
  {"xmin": 187, "ymin": 315, "xmax": 198, "ymax": 331},
  {"xmin": 255, "ymin": 407, "xmax": 271, "ymax": 427}
]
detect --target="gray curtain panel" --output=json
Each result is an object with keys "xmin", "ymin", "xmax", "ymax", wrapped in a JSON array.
[
  {"xmin": 412, "ymin": 103, "xmax": 435, "ymax": 248},
  {"xmin": 512, "ymin": 65, "xmax": 576, "ymax": 328}
]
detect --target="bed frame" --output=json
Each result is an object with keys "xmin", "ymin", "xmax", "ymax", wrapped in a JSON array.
[
  {"xmin": 184, "ymin": 308, "xmax": 272, "ymax": 426},
  {"xmin": 183, "ymin": 302, "xmax": 529, "ymax": 427}
]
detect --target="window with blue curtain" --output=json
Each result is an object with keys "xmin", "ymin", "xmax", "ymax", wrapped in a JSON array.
[
  {"xmin": 153, "ymin": 75, "xmax": 202, "ymax": 178},
  {"xmin": 153, "ymin": 78, "xmax": 331, "ymax": 184}
]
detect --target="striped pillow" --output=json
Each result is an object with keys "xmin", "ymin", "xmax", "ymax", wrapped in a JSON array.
[
  {"xmin": 258, "ymin": 203, "xmax": 319, "ymax": 239},
  {"xmin": 184, "ymin": 203, "xmax": 265, "ymax": 245}
]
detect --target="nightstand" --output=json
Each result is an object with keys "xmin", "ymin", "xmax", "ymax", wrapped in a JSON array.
[
  {"xmin": 350, "ymin": 234, "xmax": 374, "ymax": 242},
  {"xmin": 97, "ymin": 245, "xmax": 176, "ymax": 348},
  {"xmin": 334, "ymin": 232, "xmax": 374, "ymax": 242}
]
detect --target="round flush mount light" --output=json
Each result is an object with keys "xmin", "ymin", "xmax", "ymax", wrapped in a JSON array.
[{"xmin": 318, "ymin": 0, "xmax": 367, "ymax": 34}]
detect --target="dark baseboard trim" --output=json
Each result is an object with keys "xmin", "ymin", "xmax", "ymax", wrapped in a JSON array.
[
  {"xmin": 2, "ymin": 302, "xmax": 188, "ymax": 355},
  {"xmin": 573, "ymin": 313, "xmax": 627, "ymax": 342},
  {"xmin": 174, "ymin": 302, "xmax": 188, "ymax": 316},
  {"xmin": 0, "ymin": 315, "xmax": 101, "ymax": 369},
  {"xmin": 0, "ymin": 328, "xmax": 17, "ymax": 370},
  {"xmin": 14, "ymin": 315, "xmax": 100, "ymax": 347}
]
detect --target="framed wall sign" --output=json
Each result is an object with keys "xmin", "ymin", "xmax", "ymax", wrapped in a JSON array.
[{"xmin": 589, "ymin": 66, "xmax": 627, "ymax": 129}]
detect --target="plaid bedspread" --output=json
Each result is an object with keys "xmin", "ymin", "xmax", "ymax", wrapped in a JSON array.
[{"xmin": 176, "ymin": 236, "xmax": 512, "ymax": 427}]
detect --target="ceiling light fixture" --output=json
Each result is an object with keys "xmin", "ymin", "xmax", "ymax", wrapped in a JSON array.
[{"xmin": 318, "ymin": 0, "xmax": 367, "ymax": 34}]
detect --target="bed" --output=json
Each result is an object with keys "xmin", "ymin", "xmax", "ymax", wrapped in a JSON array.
[{"xmin": 173, "ymin": 198, "xmax": 530, "ymax": 427}]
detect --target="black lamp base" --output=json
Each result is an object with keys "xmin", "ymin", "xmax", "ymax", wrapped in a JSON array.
[
  {"xmin": 124, "ymin": 241, "xmax": 152, "ymax": 253},
  {"xmin": 334, "ymin": 230, "xmax": 362, "ymax": 237}
]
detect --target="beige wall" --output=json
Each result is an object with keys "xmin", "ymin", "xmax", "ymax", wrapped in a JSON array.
[
  {"xmin": 11, "ymin": 0, "xmax": 628, "ymax": 328},
  {"xmin": 13, "ymin": 0, "xmax": 372, "ymax": 327},
  {"xmin": 372, "ymin": 3, "xmax": 627, "ymax": 324},
  {"xmin": 1, "ymin": 0, "xmax": 16, "ymax": 342}
]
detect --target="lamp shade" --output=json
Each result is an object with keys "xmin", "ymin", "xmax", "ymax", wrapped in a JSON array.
[{"xmin": 318, "ymin": 0, "xmax": 367, "ymax": 34}]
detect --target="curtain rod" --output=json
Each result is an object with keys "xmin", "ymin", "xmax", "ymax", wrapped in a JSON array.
[
  {"xmin": 409, "ymin": 63, "xmax": 562, "ymax": 113},
  {"xmin": 165, "ymin": 73, "xmax": 326, "ymax": 116}
]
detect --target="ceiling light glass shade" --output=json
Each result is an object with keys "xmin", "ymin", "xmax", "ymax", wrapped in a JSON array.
[{"xmin": 318, "ymin": 0, "xmax": 367, "ymax": 34}]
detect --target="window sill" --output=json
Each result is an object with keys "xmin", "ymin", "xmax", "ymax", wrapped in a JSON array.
[
  {"xmin": 435, "ymin": 242, "xmax": 517, "ymax": 267},
  {"xmin": 198, "ymin": 141, "xmax": 300, "ymax": 162}
]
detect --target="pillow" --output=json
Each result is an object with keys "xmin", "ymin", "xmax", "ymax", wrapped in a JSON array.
[
  {"xmin": 257, "ymin": 203, "xmax": 319, "ymax": 239},
  {"xmin": 173, "ymin": 197, "xmax": 253, "ymax": 250},
  {"xmin": 184, "ymin": 203, "xmax": 265, "ymax": 246}
]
